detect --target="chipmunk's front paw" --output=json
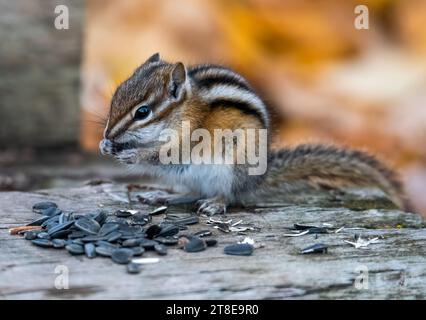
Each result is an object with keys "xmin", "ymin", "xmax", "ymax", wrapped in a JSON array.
[
  {"xmin": 99, "ymin": 139, "xmax": 114, "ymax": 156},
  {"xmin": 197, "ymin": 197, "xmax": 227, "ymax": 216},
  {"xmin": 116, "ymin": 149, "xmax": 138, "ymax": 164}
]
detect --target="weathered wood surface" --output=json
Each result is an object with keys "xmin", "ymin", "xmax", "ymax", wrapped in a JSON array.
[
  {"xmin": 0, "ymin": 183, "xmax": 425, "ymax": 299},
  {"xmin": 0, "ymin": 0, "xmax": 83, "ymax": 147}
]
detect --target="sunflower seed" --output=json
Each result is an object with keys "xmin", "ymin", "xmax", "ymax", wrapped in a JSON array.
[
  {"xmin": 32, "ymin": 202, "xmax": 58, "ymax": 214},
  {"xmin": 84, "ymin": 243, "xmax": 97, "ymax": 258},
  {"xmin": 293, "ymin": 224, "xmax": 328, "ymax": 234},
  {"xmin": 184, "ymin": 236, "xmax": 206, "ymax": 253},
  {"xmin": 155, "ymin": 236, "xmax": 178, "ymax": 245},
  {"xmin": 95, "ymin": 246, "xmax": 114, "ymax": 257},
  {"xmin": 127, "ymin": 262, "xmax": 142, "ymax": 274},
  {"xmin": 75, "ymin": 217, "xmax": 100, "ymax": 235},
  {"xmin": 31, "ymin": 239, "xmax": 53, "ymax": 248},
  {"xmin": 156, "ymin": 224, "xmax": 179, "ymax": 238},
  {"xmin": 119, "ymin": 225, "xmax": 143, "ymax": 237},
  {"xmin": 154, "ymin": 244, "xmax": 167, "ymax": 256},
  {"xmin": 99, "ymin": 223, "xmax": 119, "ymax": 236},
  {"xmin": 146, "ymin": 225, "xmax": 162, "ymax": 239},
  {"xmin": 105, "ymin": 216, "xmax": 129, "ymax": 225},
  {"xmin": 24, "ymin": 230, "xmax": 40, "ymax": 240},
  {"xmin": 224, "ymin": 243, "xmax": 253, "ymax": 256},
  {"xmin": 91, "ymin": 210, "xmax": 108, "ymax": 224},
  {"xmin": 26, "ymin": 215, "xmax": 51, "ymax": 226},
  {"xmin": 106, "ymin": 231, "xmax": 122, "ymax": 242},
  {"xmin": 47, "ymin": 221, "xmax": 74, "ymax": 237},
  {"xmin": 294, "ymin": 223, "xmax": 318, "ymax": 230},
  {"xmin": 72, "ymin": 239, "xmax": 85, "ymax": 246},
  {"xmin": 37, "ymin": 232, "xmax": 50, "ymax": 239},
  {"xmin": 131, "ymin": 246, "xmax": 145, "ymax": 256},
  {"xmin": 301, "ymin": 243, "xmax": 328, "ymax": 254},
  {"xmin": 205, "ymin": 239, "xmax": 217, "ymax": 247},
  {"xmin": 58, "ymin": 213, "xmax": 66, "ymax": 224},
  {"xmin": 111, "ymin": 248, "xmax": 134, "ymax": 264},
  {"xmin": 139, "ymin": 239, "xmax": 158, "ymax": 250},
  {"xmin": 66, "ymin": 243, "xmax": 85, "ymax": 255},
  {"xmin": 81, "ymin": 235, "xmax": 107, "ymax": 243},
  {"xmin": 115, "ymin": 210, "xmax": 134, "ymax": 218},
  {"xmin": 68, "ymin": 230, "xmax": 88, "ymax": 239},
  {"xmin": 40, "ymin": 207, "xmax": 62, "ymax": 217},
  {"xmin": 149, "ymin": 206, "xmax": 168, "ymax": 216},
  {"xmin": 130, "ymin": 213, "xmax": 151, "ymax": 226},
  {"xmin": 52, "ymin": 239, "xmax": 67, "ymax": 248},
  {"xmin": 41, "ymin": 215, "xmax": 59, "ymax": 228},
  {"xmin": 122, "ymin": 238, "xmax": 143, "ymax": 247},
  {"xmin": 95, "ymin": 240, "xmax": 118, "ymax": 249}
]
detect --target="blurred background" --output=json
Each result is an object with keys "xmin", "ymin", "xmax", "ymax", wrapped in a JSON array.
[{"xmin": 0, "ymin": 0, "xmax": 425, "ymax": 215}]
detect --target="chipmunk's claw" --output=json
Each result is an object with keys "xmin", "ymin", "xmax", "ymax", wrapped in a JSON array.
[{"xmin": 197, "ymin": 198, "xmax": 227, "ymax": 216}]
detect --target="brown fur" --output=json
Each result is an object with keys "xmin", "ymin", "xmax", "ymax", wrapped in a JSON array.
[
  {"xmin": 104, "ymin": 54, "xmax": 412, "ymax": 213},
  {"xmin": 265, "ymin": 144, "xmax": 412, "ymax": 211}
]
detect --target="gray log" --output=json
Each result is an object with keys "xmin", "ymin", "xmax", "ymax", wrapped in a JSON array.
[
  {"xmin": 0, "ymin": 184, "xmax": 424, "ymax": 299},
  {"xmin": 0, "ymin": 0, "xmax": 84, "ymax": 148}
]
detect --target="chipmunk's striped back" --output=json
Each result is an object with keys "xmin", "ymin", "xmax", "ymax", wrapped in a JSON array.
[{"xmin": 188, "ymin": 64, "xmax": 270, "ymax": 128}]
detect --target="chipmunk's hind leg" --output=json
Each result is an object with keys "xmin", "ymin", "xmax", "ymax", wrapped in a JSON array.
[
  {"xmin": 197, "ymin": 197, "xmax": 227, "ymax": 216},
  {"xmin": 137, "ymin": 190, "xmax": 201, "ymax": 205}
]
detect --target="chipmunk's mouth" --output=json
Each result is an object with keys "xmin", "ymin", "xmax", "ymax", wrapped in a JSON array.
[
  {"xmin": 111, "ymin": 141, "xmax": 138, "ymax": 153},
  {"xmin": 99, "ymin": 138, "xmax": 158, "ymax": 157}
]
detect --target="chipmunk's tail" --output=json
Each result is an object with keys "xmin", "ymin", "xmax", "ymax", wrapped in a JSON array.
[{"xmin": 264, "ymin": 144, "xmax": 413, "ymax": 212}]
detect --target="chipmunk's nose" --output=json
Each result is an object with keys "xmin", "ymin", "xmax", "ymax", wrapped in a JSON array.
[{"xmin": 99, "ymin": 139, "xmax": 113, "ymax": 156}]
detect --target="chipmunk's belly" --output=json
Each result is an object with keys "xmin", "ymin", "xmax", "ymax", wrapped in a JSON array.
[
  {"xmin": 178, "ymin": 164, "xmax": 234, "ymax": 199},
  {"xmin": 134, "ymin": 162, "xmax": 234, "ymax": 200}
]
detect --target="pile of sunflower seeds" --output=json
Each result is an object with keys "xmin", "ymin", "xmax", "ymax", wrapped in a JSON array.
[{"xmin": 14, "ymin": 201, "xmax": 229, "ymax": 274}]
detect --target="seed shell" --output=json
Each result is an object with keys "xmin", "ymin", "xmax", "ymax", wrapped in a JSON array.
[
  {"xmin": 146, "ymin": 225, "xmax": 162, "ymax": 239},
  {"xmin": 224, "ymin": 243, "xmax": 254, "ymax": 256},
  {"xmin": 184, "ymin": 236, "xmax": 206, "ymax": 253},
  {"xmin": 31, "ymin": 239, "xmax": 53, "ymax": 248},
  {"xmin": 52, "ymin": 239, "xmax": 67, "ymax": 248},
  {"xmin": 301, "ymin": 243, "xmax": 328, "ymax": 254},
  {"xmin": 111, "ymin": 248, "xmax": 134, "ymax": 264},
  {"xmin": 149, "ymin": 206, "xmax": 167, "ymax": 216},
  {"xmin": 32, "ymin": 202, "xmax": 58, "ymax": 214},
  {"xmin": 74, "ymin": 217, "xmax": 101, "ymax": 235},
  {"xmin": 154, "ymin": 244, "xmax": 167, "ymax": 256},
  {"xmin": 127, "ymin": 262, "xmax": 142, "ymax": 274},
  {"xmin": 84, "ymin": 243, "xmax": 97, "ymax": 258},
  {"xmin": 66, "ymin": 243, "xmax": 85, "ymax": 255}
]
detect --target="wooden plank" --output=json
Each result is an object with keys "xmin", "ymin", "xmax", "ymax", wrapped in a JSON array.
[
  {"xmin": 0, "ymin": 0, "xmax": 83, "ymax": 147},
  {"xmin": 0, "ymin": 184, "xmax": 424, "ymax": 299}
]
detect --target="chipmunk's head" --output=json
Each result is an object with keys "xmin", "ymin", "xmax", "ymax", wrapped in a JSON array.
[{"xmin": 100, "ymin": 53, "xmax": 190, "ymax": 164}]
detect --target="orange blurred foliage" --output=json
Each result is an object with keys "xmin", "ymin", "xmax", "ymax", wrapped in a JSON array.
[{"xmin": 80, "ymin": 0, "xmax": 426, "ymax": 214}]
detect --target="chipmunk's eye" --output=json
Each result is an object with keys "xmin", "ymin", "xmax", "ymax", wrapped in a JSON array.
[{"xmin": 134, "ymin": 106, "xmax": 151, "ymax": 121}]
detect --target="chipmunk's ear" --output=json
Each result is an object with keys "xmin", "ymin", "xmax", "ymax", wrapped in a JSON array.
[
  {"xmin": 145, "ymin": 53, "xmax": 160, "ymax": 64},
  {"xmin": 169, "ymin": 62, "xmax": 187, "ymax": 99}
]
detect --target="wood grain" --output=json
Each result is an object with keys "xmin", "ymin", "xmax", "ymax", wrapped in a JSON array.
[{"xmin": 0, "ymin": 184, "xmax": 424, "ymax": 299}]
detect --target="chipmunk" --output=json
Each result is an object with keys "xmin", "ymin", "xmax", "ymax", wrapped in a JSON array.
[{"xmin": 100, "ymin": 53, "xmax": 412, "ymax": 215}]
